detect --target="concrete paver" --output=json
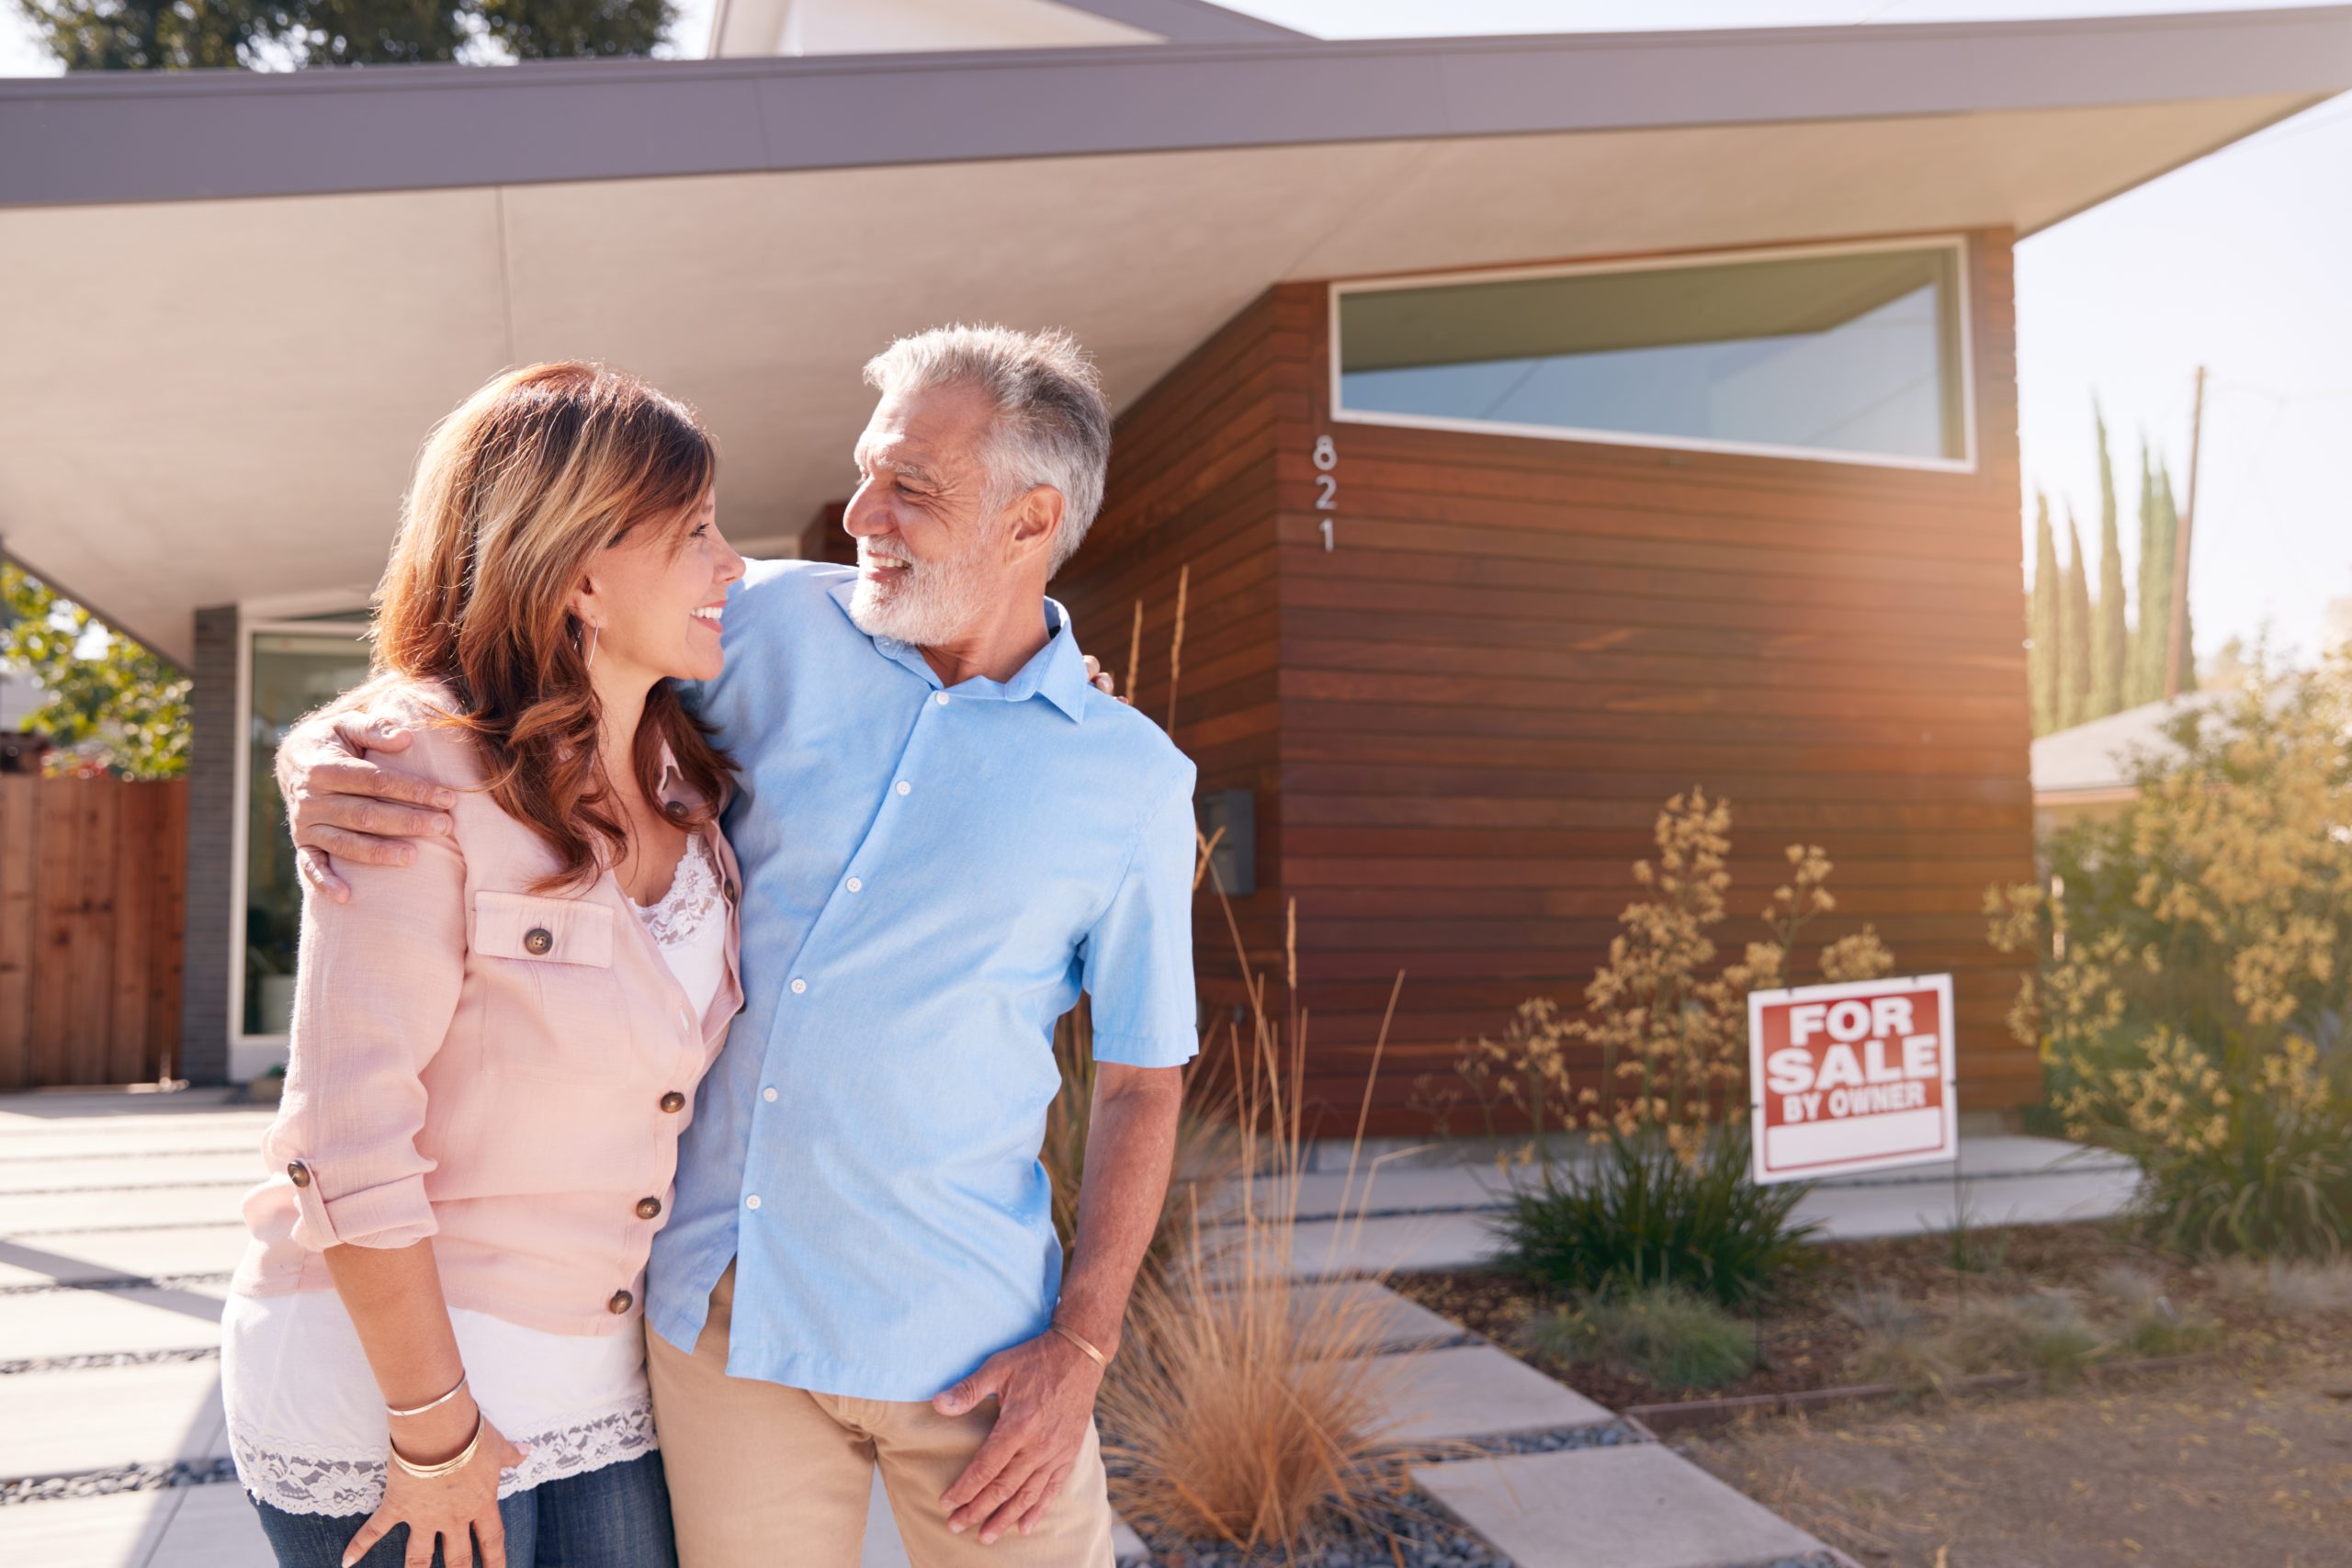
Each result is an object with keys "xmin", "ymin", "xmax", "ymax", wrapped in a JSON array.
[
  {"xmin": 1415, "ymin": 1443, "xmax": 1827, "ymax": 1568},
  {"xmin": 0, "ymin": 1226, "xmax": 248, "ymax": 1288},
  {"xmin": 1290, "ymin": 1279, "xmax": 1469, "ymax": 1347},
  {"xmin": 1374, "ymin": 1346, "xmax": 1614, "ymax": 1445},
  {"xmin": 0, "ymin": 1360, "xmax": 226, "ymax": 1477},
  {"xmin": 0, "ymin": 1187, "xmax": 252, "ymax": 1235},
  {"xmin": 0, "ymin": 1282, "xmax": 228, "ymax": 1360},
  {"xmin": 0, "ymin": 1155, "xmax": 261, "ymax": 1195}
]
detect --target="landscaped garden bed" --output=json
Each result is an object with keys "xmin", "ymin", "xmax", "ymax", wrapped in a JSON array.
[{"xmin": 1390, "ymin": 1222, "xmax": 2352, "ymax": 1418}]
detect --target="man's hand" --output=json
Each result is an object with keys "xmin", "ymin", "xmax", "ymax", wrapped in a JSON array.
[
  {"xmin": 279, "ymin": 711, "xmax": 455, "ymax": 904},
  {"xmin": 933, "ymin": 1328, "xmax": 1105, "ymax": 1543}
]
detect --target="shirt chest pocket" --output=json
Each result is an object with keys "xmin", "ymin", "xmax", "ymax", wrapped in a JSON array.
[{"xmin": 471, "ymin": 891, "xmax": 635, "ymax": 1083}]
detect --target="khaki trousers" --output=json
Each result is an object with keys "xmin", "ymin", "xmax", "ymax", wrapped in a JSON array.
[{"xmin": 646, "ymin": 1264, "xmax": 1115, "ymax": 1568}]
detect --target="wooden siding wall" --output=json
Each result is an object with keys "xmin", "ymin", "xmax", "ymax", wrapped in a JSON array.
[
  {"xmin": 0, "ymin": 776, "xmax": 187, "ymax": 1089},
  {"xmin": 1059, "ymin": 291, "xmax": 1295, "ymax": 1025},
  {"xmin": 1062, "ymin": 232, "xmax": 2038, "ymax": 1133}
]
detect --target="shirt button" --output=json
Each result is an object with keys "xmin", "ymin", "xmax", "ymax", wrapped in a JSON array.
[
  {"xmin": 523, "ymin": 927, "xmax": 554, "ymax": 956},
  {"xmin": 286, "ymin": 1161, "xmax": 311, "ymax": 1189},
  {"xmin": 607, "ymin": 1290, "xmax": 634, "ymax": 1314},
  {"xmin": 845, "ymin": 876, "xmax": 863, "ymax": 893},
  {"xmin": 763, "ymin": 1087, "xmax": 778, "ymax": 1102},
  {"xmin": 933, "ymin": 691, "xmax": 950, "ymax": 706},
  {"xmin": 635, "ymin": 1196, "xmax": 662, "ymax": 1220},
  {"xmin": 895, "ymin": 780, "xmax": 910, "ymax": 796},
  {"xmin": 660, "ymin": 1091, "xmax": 686, "ymax": 1113},
  {"xmin": 790, "ymin": 978, "xmax": 807, "ymax": 994},
  {"xmin": 745, "ymin": 1194, "xmax": 762, "ymax": 1211}
]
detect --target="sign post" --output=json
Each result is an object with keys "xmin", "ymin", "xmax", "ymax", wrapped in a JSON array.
[{"xmin": 1747, "ymin": 974, "xmax": 1958, "ymax": 1186}]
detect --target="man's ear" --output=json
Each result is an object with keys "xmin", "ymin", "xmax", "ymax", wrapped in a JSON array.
[{"xmin": 1005, "ymin": 486, "xmax": 1065, "ymax": 565}]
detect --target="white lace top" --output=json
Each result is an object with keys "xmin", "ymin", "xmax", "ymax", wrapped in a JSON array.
[{"xmin": 224, "ymin": 833, "xmax": 729, "ymax": 1515}]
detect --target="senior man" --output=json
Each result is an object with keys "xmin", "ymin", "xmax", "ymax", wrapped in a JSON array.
[{"xmin": 276, "ymin": 326, "xmax": 1196, "ymax": 1565}]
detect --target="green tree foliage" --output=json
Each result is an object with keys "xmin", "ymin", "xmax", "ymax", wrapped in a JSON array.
[
  {"xmin": 2090, "ymin": 405, "xmax": 2130, "ymax": 719},
  {"xmin": 2162, "ymin": 462, "xmax": 2193, "ymax": 694},
  {"xmin": 2029, "ymin": 491, "xmax": 2061, "ymax": 736},
  {"xmin": 2059, "ymin": 506, "xmax": 2093, "ymax": 731},
  {"xmin": 15, "ymin": 0, "xmax": 672, "ymax": 71},
  {"xmin": 2127, "ymin": 446, "xmax": 2188, "ymax": 707},
  {"xmin": 0, "ymin": 564, "xmax": 188, "ymax": 778}
]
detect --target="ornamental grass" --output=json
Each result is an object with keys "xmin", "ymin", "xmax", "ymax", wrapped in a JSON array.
[{"xmin": 1090, "ymin": 874, "xmax": 1427, "ymax": 1556}]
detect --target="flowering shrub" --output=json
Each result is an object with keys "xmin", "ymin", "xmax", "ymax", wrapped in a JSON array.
[
  {"xmin": 1435, "ymin": 790, "xmax": 1894, "ymax": 1163},
  {"xmin": 1987, "ymin": 658, "xmax": 2352, "ymax": 1258},
  {"xmin": 1425, "ymin": 792, "xmax": 1888, "ymax": 1303}
]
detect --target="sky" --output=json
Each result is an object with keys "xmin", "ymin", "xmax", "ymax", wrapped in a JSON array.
[{"xmin": 4, "ymin": 0, "xmax": 2347, "ymax": 665}]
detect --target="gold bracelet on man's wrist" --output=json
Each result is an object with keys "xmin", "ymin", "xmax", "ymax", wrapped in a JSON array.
[
  {"xmin": 1049, "ymin": 1319, "xmax": 1113, "ymax": 1370},
  {"xmin": 389, "ymin": 1412, "xmax": 486, "ymax": 1481}
]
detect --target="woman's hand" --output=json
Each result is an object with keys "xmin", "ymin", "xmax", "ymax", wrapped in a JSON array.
[{"xmin": 342, "ymin": 1400, "xmax": 526, "ymax": 1568}]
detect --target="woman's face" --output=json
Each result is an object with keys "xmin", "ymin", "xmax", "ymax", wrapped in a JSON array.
[{"xmin": 576, "ymin": 493, "xmax": 745, "ymax": 687}]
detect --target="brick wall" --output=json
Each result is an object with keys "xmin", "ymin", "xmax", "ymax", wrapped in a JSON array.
[{"xmin": 178, "ymin": 604, "xmax": 237, "ymax": 1084}]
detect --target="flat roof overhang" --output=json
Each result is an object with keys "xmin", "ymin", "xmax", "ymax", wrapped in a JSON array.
[{"xmin": 3, "ymin": 6, "xmax": 2347, "ymax": 660}]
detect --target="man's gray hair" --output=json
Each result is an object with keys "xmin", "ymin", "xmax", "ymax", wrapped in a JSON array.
[{"xmin": 863, "ymin": 324, "xmax": 1112, "ymax": 572}]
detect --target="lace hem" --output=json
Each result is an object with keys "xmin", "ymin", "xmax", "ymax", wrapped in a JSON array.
[
  {"xmin": 229, "ymin": 1393, "xmax": 659, "ymax": 1517},
  {"xmin": 632, "ymin": 833, "xmax": 721, "ymax": 947}
]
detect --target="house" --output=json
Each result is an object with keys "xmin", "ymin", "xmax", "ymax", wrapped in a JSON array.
[
  {"xmin": 3, "ymin": 3, "xmax": 2346, "ymax": 1122},
  {"xmin": 2030, "ymin": 689, "xmax": 2238, "ymax": 835}
]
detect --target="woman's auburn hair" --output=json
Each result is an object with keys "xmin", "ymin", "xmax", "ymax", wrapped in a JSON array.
[{"xmin": 373, "ymin": 361, "xmax": 733, "ymax": 892}]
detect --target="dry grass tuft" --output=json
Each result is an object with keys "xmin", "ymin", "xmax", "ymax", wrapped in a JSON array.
[
  {"xmin": 1096, "ymin": 863, "xmax": 1420, "ymax": 1555},
  {"xmin": 2211, "ymin": 1255, "xmax": 2352, "ymax": 1315}
]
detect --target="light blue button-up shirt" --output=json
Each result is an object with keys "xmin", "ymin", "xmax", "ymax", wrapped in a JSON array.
[{"xmin": 646, "ymin": 559, "xmax": 1200, "ymax": 1401}]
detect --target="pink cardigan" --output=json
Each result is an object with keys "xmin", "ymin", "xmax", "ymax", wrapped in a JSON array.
[{"xmin": 233, "ymin": 681, "xmax": 745, "ymax": 1337}]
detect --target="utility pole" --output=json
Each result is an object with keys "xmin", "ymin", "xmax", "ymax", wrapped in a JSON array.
[{"xmin": 2165, "ymin": 365, "xmax": 2206, "ymax": 701}]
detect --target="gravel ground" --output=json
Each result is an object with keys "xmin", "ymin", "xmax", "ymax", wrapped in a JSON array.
[{"xmin": 1122, "ymin": 1489, "xmax": 1512, "ymax": 1568}]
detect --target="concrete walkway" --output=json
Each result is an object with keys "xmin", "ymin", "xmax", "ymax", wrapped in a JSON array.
[
  {"xmin": 1261, "ymin": 1134, "xmax": 2141, "ymax": 1279},
  {"xmin": 8, "ymin": 1089, "xmax": 2097, "ymax": 1566}
]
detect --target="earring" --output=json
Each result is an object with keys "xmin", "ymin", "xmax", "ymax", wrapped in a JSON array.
[{"xmin": 581, "ymin": 623, "xmax": 601, "ymax": 671}]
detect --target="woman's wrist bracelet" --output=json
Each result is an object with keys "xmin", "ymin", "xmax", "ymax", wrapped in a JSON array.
[
  {"xmin": 1048, "ymin": 1319, "xmax": 1112, "ymax": 1371},
  {"xmin": 385, "ymin": 1372, "xmax": 469, "ymax": 1420},
  {"xmin": 389, "ymin": 1412, "xmax": 486, "ymax": 1480}
]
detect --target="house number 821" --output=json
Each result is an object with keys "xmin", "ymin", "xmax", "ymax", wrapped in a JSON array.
[{"xmin": 1313, "ymin": 434, "xmax": 1337, "ymax": 551}]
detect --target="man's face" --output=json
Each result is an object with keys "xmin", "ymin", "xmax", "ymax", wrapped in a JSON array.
[{"xmin": 842, "ymin": 381, "xmax": 1009, "ymax": 647}]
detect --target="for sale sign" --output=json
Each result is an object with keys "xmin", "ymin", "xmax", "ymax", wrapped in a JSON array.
[{"xmin": 1747, "ymin": 974, "xmax": 1958, "ymax": 1186}]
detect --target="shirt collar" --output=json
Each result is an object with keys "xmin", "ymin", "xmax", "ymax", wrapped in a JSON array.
[{"xmin": 826, "ymin": 581, "xmax": 1090, "ymax": 724}]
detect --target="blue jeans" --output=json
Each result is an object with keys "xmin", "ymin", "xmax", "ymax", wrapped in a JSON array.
[{"xmin": 251, "ymin": 1451, "xmax": 678, "ymax": 1568}]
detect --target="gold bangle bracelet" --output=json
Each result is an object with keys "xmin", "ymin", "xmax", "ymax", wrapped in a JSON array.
[
  {"xmin": 385, "ymin": 1372, "xmax": 469, "ymax": 1420},
  {"xmin": 389, "ymin": 1412, "xmax": 485, "ymax": 1481},
  {"xmin": 1049, "ymin": 1320, "xmax": 1112, "ymax": 1371}
]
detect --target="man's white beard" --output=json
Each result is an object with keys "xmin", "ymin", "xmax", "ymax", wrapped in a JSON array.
[{"xmin": 848, "ymin": 543, "xmax": 990, "ymax": 648}]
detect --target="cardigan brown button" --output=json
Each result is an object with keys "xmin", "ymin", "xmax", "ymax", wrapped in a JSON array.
[
  {"xmin": 522, "ymin": 927, "xmax": 554, "ymax": 956},
  {"xmin": 286, "ymin": 1161, "xmax": 311, "ymax": 1188},
  {"xmin": 608, "ymin": 1290, "xmax": 634, "ymax": 1314},
  {"xmin": 664, "ymin": 799, "xmax": 690, "ymax": 819},
  {"xmin": 659, "ymin": 1091, "xmax": 686, "ymax": 1113},
  {"xmin": 635, "ymin": 1196, "xmax": 662, "ymax": 1221}
]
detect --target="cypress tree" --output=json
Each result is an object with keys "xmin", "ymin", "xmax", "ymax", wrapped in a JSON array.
[
  {"xmin": 2130, "ymin": 442, "xmax": 2167, "ymax": 705},
  {"xmin": 2090, "ymin": 404, "xmax": 2129, "ymax": 718},
  {"xmin": 2158, "ymin": 462, "xmax": 2194, "ymax": 693},
  {"xmin": 2060, "ymin": 506, "xmax": 2094, "ymax": 729},
  {"xmin": 2030, "ymin": 491, "xmax": 2061, "ymax": 736}
]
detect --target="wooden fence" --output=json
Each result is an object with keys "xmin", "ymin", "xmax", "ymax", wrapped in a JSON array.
[{"xmin": 0, "ymin": 776, "xmax": 187, "ymax": 1089}]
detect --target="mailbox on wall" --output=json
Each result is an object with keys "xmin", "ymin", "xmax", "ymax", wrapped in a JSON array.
[{"xmin": 1196, "ymin": 789, "xmax": 1255, "ymax": 898}]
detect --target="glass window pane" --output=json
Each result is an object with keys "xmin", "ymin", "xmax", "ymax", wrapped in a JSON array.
[
  {"xmin": 1338, "ymin": 246, "xmax": 1966, "ymax": 464},
  {"xmin": 244, "ymin": 629, "xmax": 372, "ymax": 1037}
]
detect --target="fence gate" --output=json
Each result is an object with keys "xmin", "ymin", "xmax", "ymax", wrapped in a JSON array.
[{"xmin": 0, "ymin": 776, "xmax": 187, "ymax": 1089}]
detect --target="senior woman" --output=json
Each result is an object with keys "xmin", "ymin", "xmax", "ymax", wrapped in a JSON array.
[{"xmin": 223, "ymin": 363, "xmax": 746, "ymax": 1568}]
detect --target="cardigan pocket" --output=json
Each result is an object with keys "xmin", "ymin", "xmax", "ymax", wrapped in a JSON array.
[{"xmin": 471, "ymin": 892, "xmax": 632, "ymax": 1082}]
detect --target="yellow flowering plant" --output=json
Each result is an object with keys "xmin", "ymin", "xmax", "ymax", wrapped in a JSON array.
[
  {"xmin": 1427, "ymin": 792, "xmax": 1892, "ymax": 1304},
  {"xmin": 1988, "ymin": 655, "xmax": 2352, "ymax": 1258}
]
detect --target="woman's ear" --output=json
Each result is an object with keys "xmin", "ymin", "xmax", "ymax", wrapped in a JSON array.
[{"xmin": 569, "ymin": 572, "xmax": 601, "ymax": 631}]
